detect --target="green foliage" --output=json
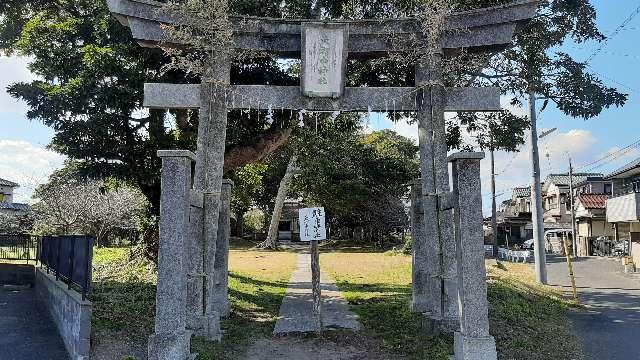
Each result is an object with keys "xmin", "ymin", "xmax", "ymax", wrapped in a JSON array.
[
  {"xmin": 243, "ymin": 209, "xmax": 265, "ymax": 234},
  {"xmin": 0, "ymin": 0, "xmax": 299, "ymax": 215},
  {"xmin": 91, "ymin": 247, "xmax": 157, "ymax": 334},
  {"xmin": 293, "ymin": 124, "xmax": 418, "ymax": 231},
  {"xmin": 1, "ymin": 0, "xmax": 627, "ymax": 240},
  {"xmin": 230, "ymin": 163, "xmax": 268, "ymax": 214}
]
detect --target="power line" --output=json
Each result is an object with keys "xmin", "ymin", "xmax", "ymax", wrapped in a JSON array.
[
  {"xmin": 575, "ymin": 137, "xmax": 640, "ymax": 171},
  {"xmin": 582, "ymin": 143, "xmax": 640, "ymax": 174},
  {"xmin": 586, "ymin": 4, "xmax": 640, "ymax": 64},
  {"xmin": 587, "ymin": 65, "xmax": 638, "ymax": 93}
]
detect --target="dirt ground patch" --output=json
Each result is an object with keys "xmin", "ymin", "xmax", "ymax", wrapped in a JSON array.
[
  {"xmin": 244, "ymin": 333, "xmax": 406, "ymax": 360},
  {"xmin": 90, "ymin": 331, "xmax": 147, "ymax": 360}
]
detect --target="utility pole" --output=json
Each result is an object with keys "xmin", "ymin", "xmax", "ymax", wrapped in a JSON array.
[
  {"xmin": 569, "ymin": 157, "xmax": 578, "ymax": 257},
  {"xmin": 529, "ymin": 90, "xmax": 547, "ymax": 284},
  {"xmin": 490, "ymin": 144, "xmax": 498, "ymax": 253}
]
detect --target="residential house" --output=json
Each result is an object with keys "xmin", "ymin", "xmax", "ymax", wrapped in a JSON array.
[
  {"xmin": 495, "ymin": 187, "xmax": 534, "ymax": 244},
  {"xmin": 605, "ymin": 158, "xmax": 640, "ymax": 265},
  {"xmin": 0, "ymin": 178, "xmax": 32, "ymax": 233},
  {"xmin": 575, "ymin": 193, "xmax": 614, "ymax": 256},
  {"xmin": 0, "ymin": 178, "xmax": 19, "ymax": 204},
  {"xmin": 541, "ymin": 173, "xmax": 603, "ymax": 225}
]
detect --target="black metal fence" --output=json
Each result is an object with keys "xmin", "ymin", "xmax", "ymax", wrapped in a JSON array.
[
  {"xmin": 39, "ymin": 235, "xmax": 94, "ymax": 299},
  {"xmin": 0, "ymin": 234, "xmax": 38, "ymax": 261}
]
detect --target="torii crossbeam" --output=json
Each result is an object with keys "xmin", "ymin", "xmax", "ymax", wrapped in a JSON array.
[{"xmin": 107, "ymin": 1, "xmax": 538, "ymax": 359}]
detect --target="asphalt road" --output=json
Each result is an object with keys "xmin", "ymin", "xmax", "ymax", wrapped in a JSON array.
[
  {"xmin": 0, "ymin": 285, "xmax": 68, "ymax": 360},
  {"xmin": 547, "ymin": 256, "xmax": 640, "ymax": 360}
]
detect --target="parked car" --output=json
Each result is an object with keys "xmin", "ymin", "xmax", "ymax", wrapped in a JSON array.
[{"xmin": 523, "ymin": 238, "xmax": 535, "ymax": 250}]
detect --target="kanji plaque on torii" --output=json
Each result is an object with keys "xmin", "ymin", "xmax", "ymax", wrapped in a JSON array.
[{"xmin": 107, "ymin": 1, "xmax": 538, "ymax": 359}]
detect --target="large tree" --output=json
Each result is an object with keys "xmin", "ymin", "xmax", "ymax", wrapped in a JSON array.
[
  {"xmin": 1, "ymin": 0, "xmax": 627, "ymax": 213},
  {"xmin": 0, "ymin": 0, "xmax": 300, "ymax": 213}
]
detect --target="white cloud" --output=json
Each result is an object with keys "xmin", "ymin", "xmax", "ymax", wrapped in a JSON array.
[
  {"xmin": 0, "ymin": 140, "xmax": 65, "ymax": 203},
  {"xmin": 0, "ymin": 56, "xmax": 36, "ymax": 115}
]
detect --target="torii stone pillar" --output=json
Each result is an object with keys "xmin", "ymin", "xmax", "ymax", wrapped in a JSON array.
[
  {"xmin": 210, "ymin": 179, "xmax": 233, "ymax": 317},
  {"xmin": 450, "ymin": 152, "xmax": 497, "ymax": 360},
  {"xmin": 149, "ymin": 150, "xmax": 196, "ymax": 360}
]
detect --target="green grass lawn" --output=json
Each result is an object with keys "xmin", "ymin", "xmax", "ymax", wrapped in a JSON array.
[
  {"xmin": 90, "ymin": 244, "xmax": 297, "ymax": 359},
  {"xmin": 91, "ymin": 245, "xmax": 580, "ymax": 360},
  {"xmin": 321, "ymin": 251, "xmax": 582, "ymax": 360}
]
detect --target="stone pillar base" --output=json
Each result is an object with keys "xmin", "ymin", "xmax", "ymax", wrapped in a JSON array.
[
  {"xmin": 148, "ymin": 330, "xmax": 193, "ymax": 360},
  {"xmin": 411, "ymin": 299, "xmax": 430, "ymax": 314},
  {"xmin": 438, "ymin": 317, "xmax": 460, "ymax": 334},
  {"xmin": 454, "ymin": 332, "xmax": 497, "ymax": 360},
  {"xmin": 191, "ymin": 313, "xmax": 222, "ymax": 341},
  {"xmin": 419, "ymin": 315, "xmax": 460, "ymax": 335},
  {"xmin": 217, "ymin": 300, "xmax": 231, "ymax": 318}
]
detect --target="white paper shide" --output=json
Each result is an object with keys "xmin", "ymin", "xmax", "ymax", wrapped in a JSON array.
[{"xmin": 299, "ymin": 207, "xmax": 327, "ymax": 241}]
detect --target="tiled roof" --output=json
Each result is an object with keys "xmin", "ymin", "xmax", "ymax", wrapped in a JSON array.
[
  {"xmin": 0, "ymin": 202, "xmax": 31, "ymax": 211},
  {"xmin": 578, "ymin": 194, "xmax": 608, "ymax": 209},
  {"xmin": 513, "ymin": 187, "xmax": 531, "ymax": 198},
  {"xmin": 605, "ymin": 157, "xmax": 640, "ymax": 179},
  {"xmin": 546, "ymin": 173, "xmax": 603, "ymax": 187},
  {"xmin": 0, "ymin": 178, "xmax": 19, "ymax": 187}
]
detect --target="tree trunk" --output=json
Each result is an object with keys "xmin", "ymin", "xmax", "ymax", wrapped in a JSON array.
[
  {"xmin": 234, "ymin": 208, "xmax": 246, "ymax": 237},
  {"xmin": 258, "ymin": 156, "xmax": 298, "ymax": 249}
]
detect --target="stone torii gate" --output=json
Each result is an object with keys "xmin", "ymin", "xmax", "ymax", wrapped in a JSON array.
[{"xmin": 108, "ymin": 1, "xmax": 538, "ymax": 359}]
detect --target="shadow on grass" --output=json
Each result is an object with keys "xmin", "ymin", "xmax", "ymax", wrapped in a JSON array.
[
  {"xmin": 90, "ymin": 271, "xmax": 291, "ymax": 360},
  {"xmin": 488, "ymin": 279, "xmax": 582, "ymax": 360},
  {"xmin": 90, "ymin": 280, "xmax": 156, "ymax": 336},
  {"xmin": 335, "ymin": 281, "xmax": 413, "ymax": 299},
  {"xmin": 331, "ymin": 279, "xmax": 453, "ymax": 360},
  {"xmin": 354, "ymin": 296, "xmax": 453, "ymax": 359},
  {"xmin": 192, "ymin": 271, "xmax": 291, "ymax": 360}
]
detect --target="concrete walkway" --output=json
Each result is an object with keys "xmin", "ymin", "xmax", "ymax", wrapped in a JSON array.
[
  {"xmin": 0, "ymin": 284, "xmax": 69, "ymax": 360},
  {"xmin": 547, "ymin": 256, "xmax": 640, "ymax": 360},
  {"xmin": 273, "ymin": 253, "xmax": 361, "ymax": 334}
]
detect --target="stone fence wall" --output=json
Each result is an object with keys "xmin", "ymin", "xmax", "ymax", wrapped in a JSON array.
[{"xmin": 35, "ymin": 267, "xmax": 91, "ymax": 360}]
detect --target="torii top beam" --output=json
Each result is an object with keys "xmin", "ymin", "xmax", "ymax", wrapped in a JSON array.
[{"xmin": 107, "ymin": 0, "xmax": 539, "ymax": 58}]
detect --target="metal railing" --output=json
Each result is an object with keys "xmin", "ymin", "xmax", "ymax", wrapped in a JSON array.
[
  {"xmin": 0, "ymin": 234, "xmax": 38, "ymax": 261},
  {"xmin": 39, "ymin": 235, "xmax": 94, "ymax": 300}
]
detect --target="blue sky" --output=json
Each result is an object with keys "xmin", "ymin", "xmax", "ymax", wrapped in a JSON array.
[{"xmin": 1, "ymin": 0, "xmax": 639, "ymax": 209}]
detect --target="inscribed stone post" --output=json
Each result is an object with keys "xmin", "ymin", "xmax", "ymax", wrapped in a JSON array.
[
  {"xmin": 414, "ymin": 57, "xmax": 445, "ymax": 324},
  {"xmin": 449, "ymin": 152, "xmax": 497, "ymax": 360},
  {"xmin": 197, "ymin": 53, "xmax": 231, "ymax": 340},
  {"xmin": 211, "ymin": 179, "xmax": 233, "ymax": 317},
  {"xmin": 410, "ymin": 180, "xmax": 430, "ymax": 313},
  {"xmin": 429, "ymin": 51, "xmax": 459, "ymax": 327},
  {"xmin": 186, "ymin": 191, "xmax": 204, "ymax": 331},
  {"xmin": 148, "ymin": 150, "xmax": 196, "ymax": 360}
]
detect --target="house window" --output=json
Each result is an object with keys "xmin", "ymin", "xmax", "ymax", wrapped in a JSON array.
[
  {"xmin": 634, "ymin": 180, "xmax": 640, "ymax": 193},
  {"xmin": 604, "ymin": 183, "xmax": 612, "ymax": 195}
]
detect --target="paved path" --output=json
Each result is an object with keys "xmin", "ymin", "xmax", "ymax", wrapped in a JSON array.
[
  {"xmin": 273, "ymin": 253, "xmax": 361, "ymax": 334},
  {"xmin": 0, "ymin": 285, "xmax": 69, "ymax": 360},
  {"xmin": 547, "ymin": 256, "xmax": 640, "ymax": 360}
]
